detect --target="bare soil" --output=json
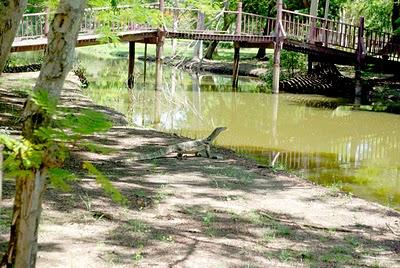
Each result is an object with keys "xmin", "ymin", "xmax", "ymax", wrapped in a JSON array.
[{"xmin": 1, "ymin": 72, "xmax": 399, "ymax": 267}]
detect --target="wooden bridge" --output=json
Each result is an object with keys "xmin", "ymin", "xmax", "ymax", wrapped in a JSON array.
[{"xmin": 11, "ymin": 1, "xmax": 400, "ymax": 91}]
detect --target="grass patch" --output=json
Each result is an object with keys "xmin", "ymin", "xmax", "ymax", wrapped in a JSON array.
[
  {"xmin": 153, "ymin": 184, "xmax": 169, "ymax": 204},
  {"xmin": 132, "ymin": 243, "xmax": 145, "ymax": 262},
  {"xmin": 125, "ymin": 219, "xmax": 150, "ymax": 234},
  {"xmin": 320, "ymin": 245, "xmax": 356, "ymax": 265},
  {"xmin": 0, "ymin": 208, "xmax": 12, "ymax": 233},
  {"xmin": 202, "ymin": 211, "xmax": 216, "ymax": 226},
  {"xmin": 248, "ymin": 211, "xmax": 295, "ymax": 242},
  {"xmin": 151, "ymin": 232, "xmax": 174, "ymax": 242},
  {"xmin": 264, "ymin": 249, "xmax": 309, "ymax": 263},
  {"xmin": 206, "ymin": 165, "xmax": 256, "ymax": 189}
]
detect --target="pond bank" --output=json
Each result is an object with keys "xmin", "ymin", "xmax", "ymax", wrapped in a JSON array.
[
  {"xmin": 1, "ymin": 72, "xmax": 399, "ymax": 267},
  {"xmin": 138, "ymin": 55, "xmax": 268, "ymax": 77}
]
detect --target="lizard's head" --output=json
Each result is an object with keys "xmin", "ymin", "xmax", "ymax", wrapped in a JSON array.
[
  {"xmin": 206, "ymin": 127, "xmax": 227, "ymax": 142},
  {"xmin": 215, "ymin": 127, "xmax": 227, "ymax": 133}
]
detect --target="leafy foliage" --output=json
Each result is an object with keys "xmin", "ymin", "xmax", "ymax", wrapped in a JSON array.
[
  {"xmin": 341, "ymin": 0, "xmax": 392, "ymax": 31},
  {"xmin": 261, "ymin": 51, "xmax": 307, "ymax": 87},
  {"xmin": 83, "ymin": 161, "xmax": 127, "ymax": 204},
  {"xmin": 1, "ymin": 89, "xmax": 125, "ymax": 202},
  {"xmin": 48, "ymin": 168, "xmax": 76, "ymax": 191},
  {"xmin": 31, "ymin": 89, "xmax": 57, "ymax": 115}
]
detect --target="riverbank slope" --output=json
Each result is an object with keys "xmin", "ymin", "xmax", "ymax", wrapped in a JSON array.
[{"xmin": 0, "ymin": 72, "xmax": 399, "ymax": 267}]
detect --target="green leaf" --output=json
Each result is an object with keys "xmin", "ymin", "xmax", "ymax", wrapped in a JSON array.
[
  {"xmin": 35, "ymin": 127, "xmax": 75, "ymax": 142},
  {"xmin": 0, "ymin": 134, "xmax": 18, "ymax": 150},
  {"xmin": 80, "ymin": 142, "xmax": 115, "ymax": 154},
  {"xmin": 48, "ymin": 168, "xmax": 76, "ymax": 191},
  {"xmin": 5, "ymin": 169, "xmax": 35, "ymax": 178},
  {"xmin": 19, "ymin": 140, "xmax": 43, "ymax": 169},
  {"xmin": 3, "ymin": 155, "xmax": 22, "ymax": 172},
  {"xmin": 31, "ymin": 89, "xmax": 57, "ymax": 115},
  {"xmin": 56, "ymin": 109, "xmax": 112, "ymax": 135},
  {"xmin": 83, "ymin": 161, "xmax": 127, "ymax": 205}
]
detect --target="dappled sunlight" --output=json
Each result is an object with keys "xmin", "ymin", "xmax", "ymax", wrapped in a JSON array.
[{"xmin": 80, "ymin": 51, "xmax": 400, "ymax": 210}]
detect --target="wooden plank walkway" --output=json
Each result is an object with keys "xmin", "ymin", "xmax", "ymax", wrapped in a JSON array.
[
  {"xmin": 12, "ymin": 31, "xmax": 158, "ymax": 52},
  {"xmin": 11, "ymin": 5, "xmax": 400, "ymax": 67}
]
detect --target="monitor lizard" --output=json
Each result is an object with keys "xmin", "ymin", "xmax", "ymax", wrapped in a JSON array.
[{"xmin": 125, "ymin": 127, "xmax": 227, "ymax": 161}]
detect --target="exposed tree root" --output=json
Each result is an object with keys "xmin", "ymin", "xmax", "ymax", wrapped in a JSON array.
[{"xmin": 257, "ymin": 211, "xmax": 355, "ymax": 233}]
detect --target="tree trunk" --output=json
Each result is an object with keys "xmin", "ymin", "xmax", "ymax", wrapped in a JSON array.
[
  {"xmin": 0, "ymin": 145, "xmax": 3, "ymax": 211},
  {"xmin": 204, "ymin": 41, "xmax": 219, "ymax": 59},
  {"xmin": 324, "ymin": 0, "xmax": 330, "ymax": 19},
  {"xmin": 393, "ymin": 0, "xmax": 400, "ymax": 32},
  {"xmin": 2, "ymin": 0, "xmax": 86, "ymax": 266},
  {"xmin": 256, "ymin": 21, "xmax": 271, "ymax": 60},
  {"xmin": 204, "ymin": 0, "xmax": 231, "ymax": 60},
  {"xmin": 256, "ymin": 48, "xmax": 266, "ymax": 59},
  {"xmin": 0, "ymin": 0, "xmax": 28, "ymax": 74},
  {"xmin": 310, "ymin": 0, "xmax": 319, "ymax": 16}
]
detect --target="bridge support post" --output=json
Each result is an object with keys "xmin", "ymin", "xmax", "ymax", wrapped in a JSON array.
[
  {"xmin": 128, "ymin": 42, "xmax": 135, "ymax": 89},
  {"xmin": 272, "ymin": 0, "xmax": 283, "ymax": 94},
  {"xmin": 193, "ymin": 11, "xmax": 205, "ymax": 61},
  {"xmin": 232, "ymin": 2, "xmax": 243, "ymax": 89},
  {"xmin": 44, "ymin": 8, "xmax": 50, "ymax": 36},
  {"xmin": 172, "ymin": 0, "xmax": 179, "ymax": 56},
  {"xmin": 155, "ymin": 0, "xmax": 165, "ymax": 91},
  {"xmin": 355, "ymin": 16, "xmax": 365, "ymax": 97},
  {"xmin": 143, "ymin": 43, "xmax": 148, "ymax": 84},
  {"xmin": 308, "ymin": 56, "xmax": 313, "ymax": 74},
  {"xmin": 155, "ymin": 31, "xmax": 165, "ymax": 91},
  {"xmin": 232, "ymin": 42, "xmax": 240, "ymax": 89}
]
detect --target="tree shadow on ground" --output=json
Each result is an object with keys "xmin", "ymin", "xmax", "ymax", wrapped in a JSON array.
[
  {"xmin": 1, "ymin": 75, "xmax": 399, "ymax": 266},
  {"xmin": 100, "ymin": 206, "xmax": 400, "ymax": 267}
]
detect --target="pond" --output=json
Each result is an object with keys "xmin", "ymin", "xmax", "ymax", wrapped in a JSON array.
[{"xmin": 77, "ymin": 47, "xmax": 400, "ymax": 211}]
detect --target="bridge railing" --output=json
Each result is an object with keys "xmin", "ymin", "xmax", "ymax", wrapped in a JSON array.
[
  {"xmin": 16, "ymin": 12, "xmax": 47, "ymax": 40},
  {"xmin": 365, "ymin": 29, "xmax": 400, "ymax": 61},
  {"xmin": 16, "ymin": 6, "xmax": 399, "ymax": 62},
  {"xmin": 282, "ymin": 10, "xmax": 360, "ymax": 53},
  {"xmin": 163, "ymin": 7, "xmax": 271, "ymax": 36},
  {"xmin": 164, "ymin": 7, "xmax": 206, "ymax": 33},
  {"xmin": 282, "ymin": 9, "xmax": 400, "ymax": 62},
  {"xmin": 16, "ymin": 6, "xmax": 274, "ymax": 41},
  {"xmin": 16, "ymin": 6, "xmax": 154, "ymax": 40},
  {"xmin": 241, "ymin": 12, "xmax": 275, "ymax": 36},
  {"xmin": 79, "ymin": 6, "xmax": 153, "ymax": 35}
]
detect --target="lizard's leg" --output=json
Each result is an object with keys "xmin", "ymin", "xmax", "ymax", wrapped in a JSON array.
[
  {"xmin": 195, "ymin": 150, "xmax": 204, "ymax": 157},
  {"xmin": 177, "ymin": 153, "xmax": 183, "ymax": 160},
  {"xmin": 205, "ymin": 145, "xmax": 211, "ymax": 158}
]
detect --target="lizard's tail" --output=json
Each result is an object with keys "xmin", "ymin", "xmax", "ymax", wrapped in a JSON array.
[{"xmin": 130, "ymin": 146, "xmax": 174, "ymax": 161}]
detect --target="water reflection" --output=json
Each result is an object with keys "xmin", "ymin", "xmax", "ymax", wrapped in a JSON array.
[{"xmin": 78, "ymin": 51, "xmax": 400, "ymax": 210}]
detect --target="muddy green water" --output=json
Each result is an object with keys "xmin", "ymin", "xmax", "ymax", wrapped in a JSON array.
[{"xmin": 78, "ymin": 51, "xmax": 400, "ymax": 210}]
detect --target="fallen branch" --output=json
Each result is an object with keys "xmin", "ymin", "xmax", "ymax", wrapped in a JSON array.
[
  {"xmin": 386, "ymin": 223, "xmax": 400, "ymax": 237},
  {"xmin": 258, "ymin": 211, "xmax": 354, "ymax": 233}
]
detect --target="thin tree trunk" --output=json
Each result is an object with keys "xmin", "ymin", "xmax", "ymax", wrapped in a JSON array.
[
  {"xmin": 310, "ymin": 0, "xmax": 319, "ymax": 16},
  {"xmin": 0, "ymin": 0, "xmax": 28, "ymax": 74},
  {"xmin": 324, "ymin": 0, "xmax": 330, "ymax": 19},
  {"xmin": 393, "ymin": 0, "xmax": 400, "ymax": 32},
  {"xmin": 256, "ymin": 21, "xmax": 271, "ymax": 60},
  {"xmin": 2, "ymin": 0, "xmax": 86, "ymax": 266},
  {"xmin": 204, "ymin": 41, "xmax": 219, "ymax": 59},
  {"xmin": 0, "ymin": 145, "xmax": 3, "ymax": 211},
  {"xmin": 204, "ymin": 0, "xmax": 230, "ymax": 60}
]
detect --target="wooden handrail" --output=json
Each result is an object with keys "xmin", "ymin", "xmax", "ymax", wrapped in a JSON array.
[
  {"xmin": 282, "ymin": 9, "xmax": 359, "ymax": 28},
  {"xmin": 16, "ymin": 5, "xmax": 400, "ymax": 63}
]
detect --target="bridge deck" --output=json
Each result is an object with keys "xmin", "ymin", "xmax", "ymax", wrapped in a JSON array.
[
  {"xmin": 11, "ymin": 6, "xmax": 400, "ymax": 67},
  {"xmin": 11, "ymin": 30, "xmax": 159, "ymax": 52}
]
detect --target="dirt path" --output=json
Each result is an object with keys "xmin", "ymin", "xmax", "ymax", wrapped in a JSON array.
[{"xmin": 1, "ymin": 72, "xmax": 399, "ymax": 267}]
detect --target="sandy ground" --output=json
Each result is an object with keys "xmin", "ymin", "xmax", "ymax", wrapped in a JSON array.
[{"xmin": 0, "ymin": 72, "xmax": 399, "ymax": 267}]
